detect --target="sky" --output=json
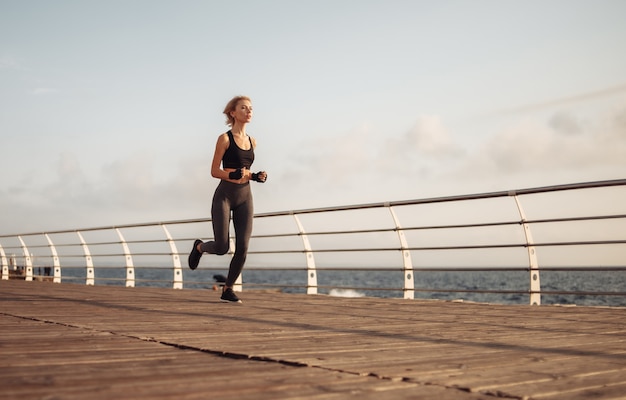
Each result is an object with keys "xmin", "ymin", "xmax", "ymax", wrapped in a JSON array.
[{"xmin": 1, "ymin": 0, "xmax": 626, "ymax": 235}]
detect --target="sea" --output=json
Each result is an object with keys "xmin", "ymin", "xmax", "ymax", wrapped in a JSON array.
[{"xmin": 52, "ymin": 266, "xmax": 626, "ymax": 307}]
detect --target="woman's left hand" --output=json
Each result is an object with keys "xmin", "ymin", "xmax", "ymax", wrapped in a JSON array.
[{"xmin": 252, "ymin": 171, "xmax": 267, "ymax": 183}]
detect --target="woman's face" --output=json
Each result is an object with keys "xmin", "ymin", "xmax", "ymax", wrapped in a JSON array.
[{"xmin": 231, "ymin": 99, "xmax": 253, "ymax": 124}]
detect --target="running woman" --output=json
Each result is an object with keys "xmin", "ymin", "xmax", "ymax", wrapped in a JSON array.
[{"xmin": 188, "ymin": 96, "xmax": 267, "ymax": 303}]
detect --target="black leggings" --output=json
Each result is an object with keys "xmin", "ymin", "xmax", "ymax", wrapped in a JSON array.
[{"xmin": 199, "ymin": 180, "xmax": 253, "ymax": 287}]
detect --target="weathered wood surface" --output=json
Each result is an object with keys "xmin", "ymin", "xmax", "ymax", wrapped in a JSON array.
[{"xmin": 1, "ymin": 280, "xmax": 624, "ymax": 400}]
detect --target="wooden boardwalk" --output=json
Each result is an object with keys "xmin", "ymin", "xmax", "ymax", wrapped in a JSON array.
[{"xmin": 1, "ymin": 280, "xmax": 625, "ymax": 400}]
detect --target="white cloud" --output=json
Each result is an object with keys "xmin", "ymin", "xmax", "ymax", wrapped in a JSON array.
[
  {"xmin": 2, "ymin": 104, "xmax": 624, "ymax": 235},
  {"xmin": 453, "ymin": 105, "xmax": 626, "ymax": 184},
  {"xmin": 386, "ymin": 115, "xmax": 463, "ymax": 160},
  {"xmin": 57, "ymin": 151, "xmax": 83, "ymax": 179},
  {"xmin": 285, "ymin": 123, "xmax": 376, "ymax": 187},
  {"xmin": 292, "ymin": 115, "xmax": 462, "ymax": 177},
  {"xmin": 0, "ymin": 151, "xmax": 214, "ymax": 233},
  {"xmin": 549, "ymin": 111, "xmax": 584, "ymax": 136}
]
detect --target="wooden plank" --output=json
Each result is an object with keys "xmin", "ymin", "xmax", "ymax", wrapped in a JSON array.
[
  {"xmin": 2, "ymin": 317, "xmax": 476, "ymax": 400},
  {"xmin": 1, "ymin": 280, "xmax": 625, "ymax": 399}
]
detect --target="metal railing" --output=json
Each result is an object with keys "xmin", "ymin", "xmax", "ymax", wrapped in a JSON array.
[{"xmin": 1, "ymin": 179, "xmax": 625, "ymax": 306}]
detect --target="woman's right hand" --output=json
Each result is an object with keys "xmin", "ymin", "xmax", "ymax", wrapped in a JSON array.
[
  {"xmin": 228, "ymin": 168, "xmax": 243, "ymax": 180},
  {"xmin": 226, "ymin": 168, "xmax": 251, "ymax": 184}
]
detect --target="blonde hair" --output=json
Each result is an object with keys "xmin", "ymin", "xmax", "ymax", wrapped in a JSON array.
[{"xmin": 223, "ymin": 95, "xmax": 251, "ymax": 126}]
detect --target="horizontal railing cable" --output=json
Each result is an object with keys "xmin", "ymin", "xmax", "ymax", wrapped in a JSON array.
[{"xmin": 2, "ymin": 178, "xmax": 625, "ymax": 306}]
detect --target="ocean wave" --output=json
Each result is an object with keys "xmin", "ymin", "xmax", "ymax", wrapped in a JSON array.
[{"xmin": 328, "ymin": 288, "xmax": 366, "ymax": 298}]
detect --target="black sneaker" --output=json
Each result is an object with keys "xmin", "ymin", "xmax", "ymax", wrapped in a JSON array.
[
  {"xmin": 220, "ymin": 288, "xmax": 242, "ymax": 304},
  {"xmin": 188, "ymin": 239, "xmax": 203, "ymax": 270}
]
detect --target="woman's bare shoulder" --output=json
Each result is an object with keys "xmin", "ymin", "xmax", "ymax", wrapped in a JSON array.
[{"xmin": 217, "ymin": 132, "xmax": 230, "ymax": 143}]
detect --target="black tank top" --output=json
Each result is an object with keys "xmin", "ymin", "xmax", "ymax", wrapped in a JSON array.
[{"xmin": 222, "ymin": 130, "xmax": 255, "ymax": 169}]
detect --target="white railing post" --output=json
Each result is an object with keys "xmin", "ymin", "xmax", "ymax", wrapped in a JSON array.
[
  {"xmin": 44, "ymin": 233, "xmax": 61, "ymax": 283},
  {"xmin": 17, "ymin": 236, "xmax": 33, "ymax": 281},
  {"xmin": 512, "ymin": 193, "xmax": 541, "ymax": 305},
  {"xmin": 0, "ymin": 244, "xmax": 8, "ymax": 280},
  {"xmin": 388, "ymin": 205, "xmax": 414, "ymax": 299},
  {"xmin": 292, "ymin": 213, "xmax": 317, "ymax": 295},
  {"xmin": 115, "ymin": 228, "xmax": 135, "ymax": 287},
  {"xmin": 161, "ymin": 225, "xmax": 183, "ymax": 289},
  {"xmin": 76, "ymin": 231, "xmax": 95, "ymax": 285}
]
